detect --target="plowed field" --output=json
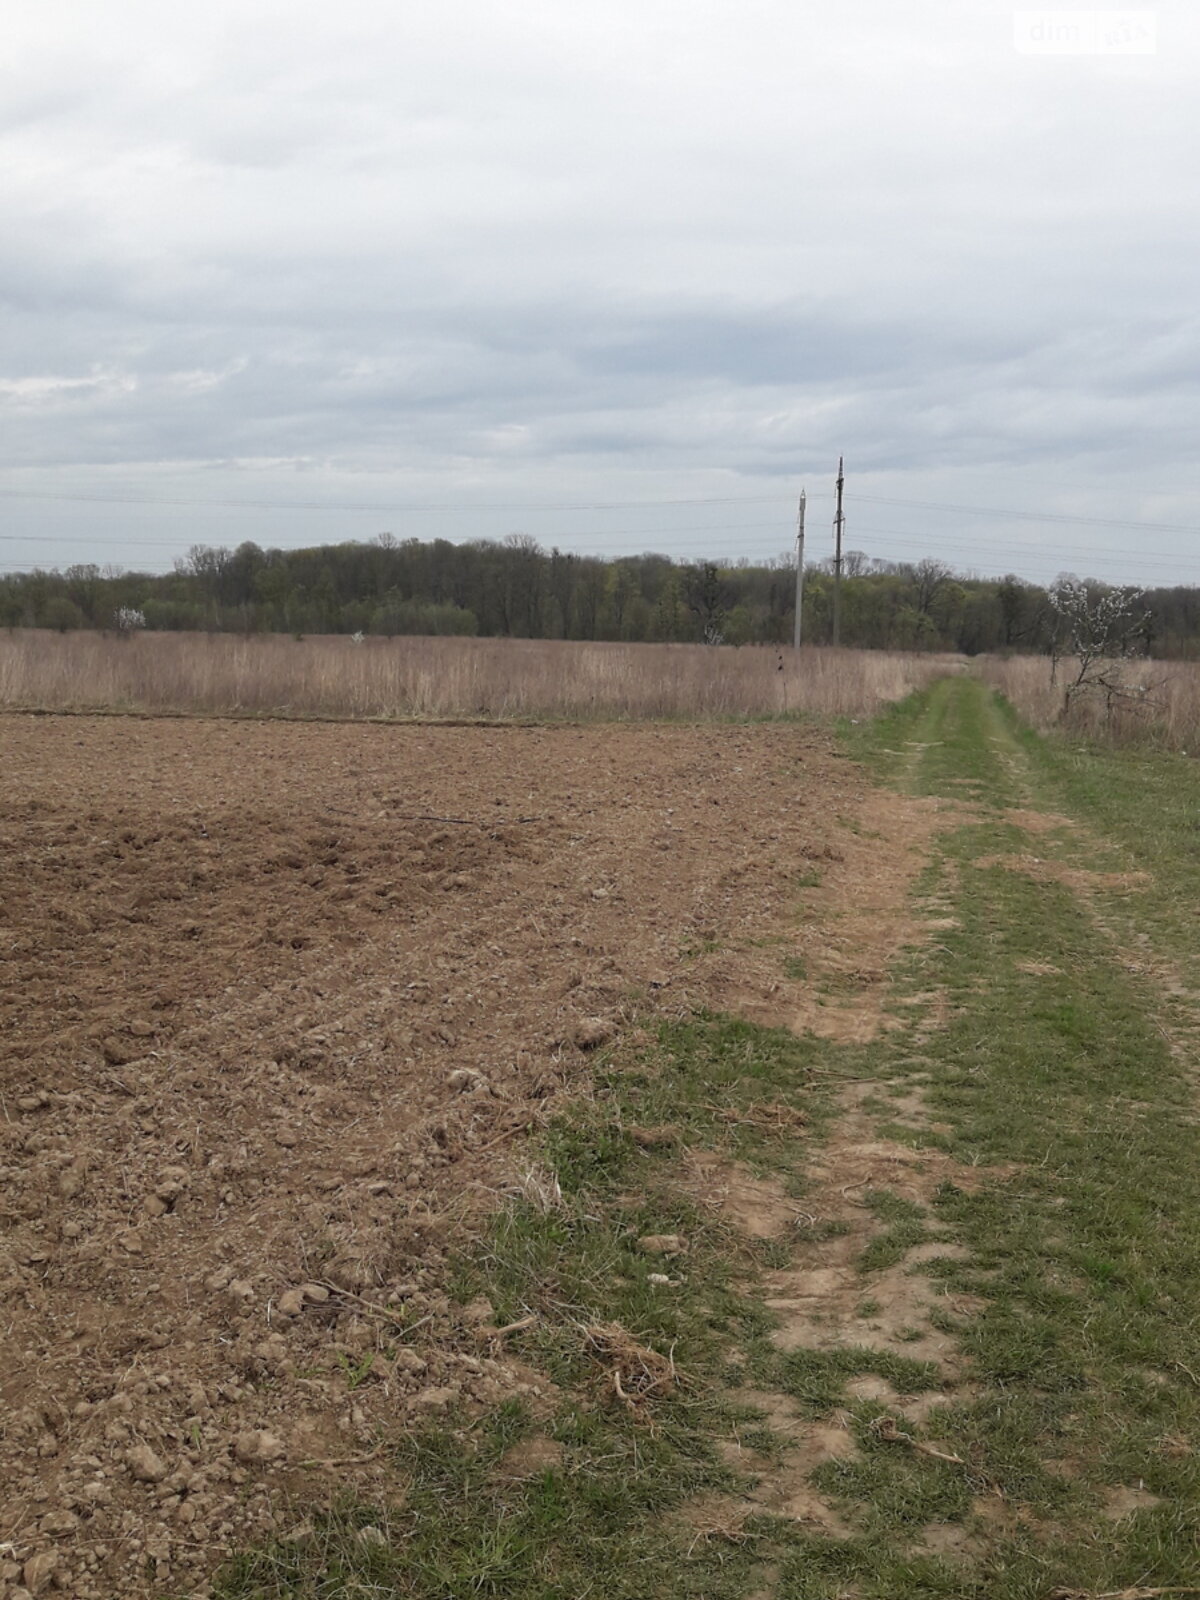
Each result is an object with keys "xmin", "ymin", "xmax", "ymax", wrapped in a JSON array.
[{"xmin": 0, "ymin": 715, "xmax": 928, "ymax": 1599}]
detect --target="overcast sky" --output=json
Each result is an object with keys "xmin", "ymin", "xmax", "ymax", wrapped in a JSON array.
[{"xmin": 2, "ymin": 0, "xmax": 1198, "ymax": 587}]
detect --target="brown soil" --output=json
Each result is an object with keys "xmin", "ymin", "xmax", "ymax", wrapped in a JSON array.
[
  {"xmin": 975, "ymin": 852, "xmax": 1150, "ymax": 894},
  {"xmin": 1000, "ymin": 807, "xmax": 1080, "ymax": 836},
  {"xmin": 699, "ymin": 1075, "xmax": 1009, "ymax": 1542},
  {"xmin": 0, "ymin": 712, "xmax": 885, "ymax": 1600},
  {"xmin": 680, "ymin": 789, "xmax": 1193, "ymax": 1583},
  {"xmin": 1100, "ymin": 1485, "xmax": 1163, "ymax": 1519},
  {"xmin": 686, "ymin": 1389, "xmax": 856, "ymax": 1540},
  {"xmin": 915, "ymin": 1521, "xmax": 985, "ymax": 1561},
  {"xmin": 715, "ymin": 785, "xmax": 956, "ymax": 1045},
  {"xmin": 681, "ymin": 1153, "xmax": 808, "ymax": 1238},
  {"xmin": 763, "ymin": 1075, "xmax": 998, "ymax": 1377},
  {"xmin": 494, "ymin": 1435, "xmax": 565, "ymax": 1481}
]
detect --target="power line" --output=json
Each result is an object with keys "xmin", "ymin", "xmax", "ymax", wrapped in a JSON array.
[
  {"xmin": 1, "ymin": 492, "xmax": 1197, "ymax": 583},
  {"xmin": 2, "ymin": 481, "xmax": 1199, "ymax": 538},
  {"xmin": 0, "ymin": 487, "xmax": 791, "ymax": 514},
  {"xmin": 855, "ymin": 493, "xmax": 1200, "ymax": 537},
  {"xmin": 0, "ymin": 509, "xmax": 1195, "ymax": 562},
  {"xmin": 0, "ymin": 520, "xmax": 785, "ymax": 549},
  {"xmin": 843, "ymin": 525, "xmax": 1198, "ymax": 575}
]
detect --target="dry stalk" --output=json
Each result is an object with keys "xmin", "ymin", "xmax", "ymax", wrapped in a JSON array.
[
  {"xmin": 1049, "ymin": 1589, "xmax": 1200, "ymax": 1599},
  {"xmin": 685, "ymin": 1516, "xmax": 753, "ymax": 1557},
  {"xmin": 870, "ymin": 1414, "xmax": 965, "ymax": 1465},
  {"xmin": 494, "ymin": 1313, "xmax": 539, "ymax": 1340},
  {"xmin": 511, "ymin": 1163, "xmax": 565, "ymax": 1213},
  {"xmin": 707, "ymin": 1101, "xmax": 808, "ymax": 1131},
  {"xmin": 315, "ymin": 1281, "xmax": 432, "ymax": 1338},
  {"xmin": 480, "ymin": 1313, "xmax": 539, "ymax": 1354},
  {"xmin": 476, "ymin": 1115, "xmax": 540, "ymax": 1155},
  {"xmin": 0, "ymin": 632, "xmax": 956, "ymax": 723},
  {"xmin": 582, "ymin": 1321, "xmax": 678, "ymax": 1414},
  {"xmin": 295, "ymin": 1445, "xmax": 384, "ymax": 1471},
  {"xmin": 389, "ymin": 812, "xmax": 543, "ymax": 826}
]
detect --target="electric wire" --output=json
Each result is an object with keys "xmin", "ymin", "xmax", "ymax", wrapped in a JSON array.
[{"xmin": 1, "ymin": 482, "xmax": 1200, "ymax": 538}]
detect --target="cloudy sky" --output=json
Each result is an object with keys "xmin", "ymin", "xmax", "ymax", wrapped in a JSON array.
[{"xmin": 2, "ymin": 0, "xmax": 1197, "ymax": 586}]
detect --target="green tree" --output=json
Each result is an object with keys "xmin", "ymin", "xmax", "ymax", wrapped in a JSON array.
[
  {"xmin": 42, "ymin": 596, "xmax": 87, "ymax": 632},
  {"xmin": 683, "ymin": 562, "xmax": 730, "ymax": 643}
]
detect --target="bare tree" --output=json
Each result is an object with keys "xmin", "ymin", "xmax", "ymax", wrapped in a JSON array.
[
  {"xmin": 502, "ymin": 533, "xmax": 545, "ymax": 636},
  {"xmin": 909, "ymin": 559, "xmax": 952, "ymax": 616}
]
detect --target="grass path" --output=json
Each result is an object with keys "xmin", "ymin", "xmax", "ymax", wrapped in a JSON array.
[
  {"xmin": 831, "ymin": 675, "xmax": 1200, "ymax": 1595},
  {"xmin": 215, "ymin": 678, "xmax": 1200, "ymax": 1600}
]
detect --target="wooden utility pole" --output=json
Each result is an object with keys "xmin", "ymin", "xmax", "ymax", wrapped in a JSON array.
[
  {"xmin": 832, "ymin": 456, "xmax": 845, "ymax": 647},
  {"xmin": 793, "ymin": 487, "xmax": 806, "ymax": 649}
]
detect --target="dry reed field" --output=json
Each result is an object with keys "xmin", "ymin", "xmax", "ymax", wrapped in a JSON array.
[
  {"xmin": 0, "ymin": 630, "xmax": 952, "ymax": 722},
  {"xmin": 979, "ymin": 652, "xmax": 1200, "ymax": 751}
]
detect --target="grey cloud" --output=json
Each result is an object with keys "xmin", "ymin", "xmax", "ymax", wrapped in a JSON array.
[{"xmin": 1, "ymin": 0, "xmax": 1198, "ymax": 582}]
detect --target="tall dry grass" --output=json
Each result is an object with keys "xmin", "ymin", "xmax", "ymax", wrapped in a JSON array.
[
  {"xmin": 978, "ymin": 653, "xmax": 1200, "ymax": 752},
  {"xmin": 0, "ymin": 630, "xmax": 953, "ymax": 723}
]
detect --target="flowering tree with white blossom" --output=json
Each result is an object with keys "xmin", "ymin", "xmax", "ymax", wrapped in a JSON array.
[
  {"xmin": 114, "ymin": 607, "xmax": 146, "ymax": 638},
  {"xmin": 1048, "ymin": 580, "xmax": 1153, "ymax": 718}
]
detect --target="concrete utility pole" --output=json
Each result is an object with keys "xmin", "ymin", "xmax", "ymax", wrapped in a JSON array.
[
  {"xmin": 793, "ymin": 487, "xmax": 806, "ymax": 650},
  {"xmin": 832, "ymin": 455, "xmax": 845, "ymax": 647}
]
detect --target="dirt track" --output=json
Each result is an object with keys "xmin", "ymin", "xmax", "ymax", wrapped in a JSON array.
[{"xmin": 0, "ymin": 713, "xmax": 942, "ymax": 1599}]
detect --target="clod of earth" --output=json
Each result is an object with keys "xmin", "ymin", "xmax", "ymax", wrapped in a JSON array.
[
  {"xmin": 636, "ymin": 1233, "xmax": 689, "ymax": 1256},
  {"xmin": 21, "ymin": 1550, "xmax": 59, "ymax": 1596},
  {"xmin": 412, "ymin": 1385, "xmax": 459, "ymax": 1410},
  {"xmin": 573, "ymin": 1016, "xmax": 615, "ymax": 1050},
  {"xmin": 126, "ymin": 1445, "xmax": 168, "ymax": 1484},
  {"xmin": 628, "ymin": 1124, "xmax": 679, "ymax": 1148},
  {"xmin": 446, "ymin": 1067, "xmax": 489, "ymax": 1092},
  {"xmin": 232, "ymin": 1430, "xmax": 287, "ymax": 1466},
  {"xmin": 275, "ymin": 1282, "xmax": 331, "ymax": 1318}
]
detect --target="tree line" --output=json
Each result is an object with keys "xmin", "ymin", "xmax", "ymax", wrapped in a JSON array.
[{"xmin": 3, "ymin": 534, "xmax": 1199, "ymax": 657}]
